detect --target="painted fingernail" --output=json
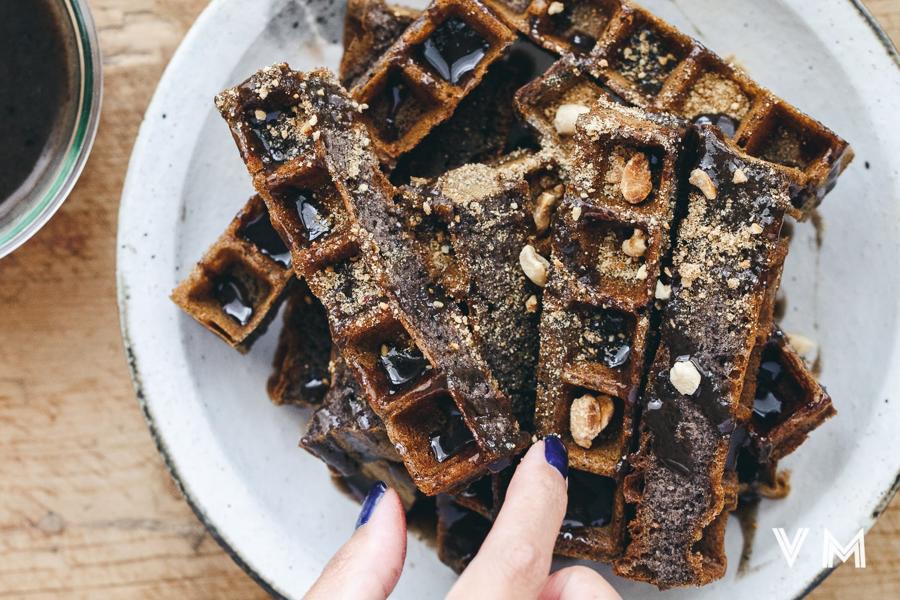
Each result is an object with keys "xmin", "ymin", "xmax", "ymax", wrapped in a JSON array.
[
  {"xmin": 543, "ymin": 434, "xmax": 568, "ymax": 479},
  {"xmin": 355, "ymin": 481, "xmax": 387, "ymax": 529}
]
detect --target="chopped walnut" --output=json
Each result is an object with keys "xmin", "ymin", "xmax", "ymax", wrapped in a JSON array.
[
  {"xmin": 680, "ymin": 262, "xmax": 702, "ymax": 288},
  {"xmin": 749, "ymin": 222, "xmax": 764, "ymax": 235},
  {"xmin": 620, "ymin": 153, "xmax": 653, "ymax": 204},
  {"xmin": 519, "ymin": 245, "xmax": 550, "ymax": 287},
  {"xmin": 655, "ymin": 280, "xmax": 671, "ymax": 300},
  {"xmin": 571, "ymin": 205, "xmax": 582, "ymax": 221},
  {"xmin": 547, "ymin": 1, "xmax": 565, "ymax": 14},
  {"xmin": 733, "ymin": 168, "xmax": 748, "ymax": 184},
  {"xmin": 525, "ymin": 294, "xmax": 539, "ymax": 313},
  {"xmin": 570, "ymin": 394, "xmax": 615, "ymax": 449},
  {"xmin": 669, "ymin": 359, "xmax": 701, "ymax": 395},
  {"xmin": 533, "ymin": 190, "xmax": 558, "ymax": 234},
  {"xmin": 689, "ymin": 168, "xmax": 718, "ymax": 200},
  {"xmin": 622, "ymin": 229, "xmax": 648, "ymax": 258},
  {"xmin": 553, "ymin": 103, "xmax": 590, "ymax": 136}
]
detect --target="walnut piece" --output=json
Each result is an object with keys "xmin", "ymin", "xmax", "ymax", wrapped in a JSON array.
[
  {"xmin": 621, "ymin": 228, "xmax": 648, "ymax": 258},
  {"xmin": 533, "ymin": 190, "xmax": 559, "ymax": 234},
  {"xmin": 669, "ymin": 359, "xmax": 701, "ymax": 395},
  {"xmin": 620, "ymin": 153, "xmax": 653, "ymax": 204},
  {"xmin": 570, "ymin": 394, "xmax": 615, "ymax": 449},
  {"xmin": 519, "ymin": 245, "xmax": 550, "ymax": 287},
  {"xmin": 689, "ymin": 168, "xmax": 718, "ymax": 200},
  {"xmin": 553, "ymin": 103, "xmax": 590, "ymax": 136}
]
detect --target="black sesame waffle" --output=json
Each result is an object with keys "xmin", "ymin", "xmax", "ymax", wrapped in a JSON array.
[
  {"xmin": 514, "ymin": 55, "xmax": 627, "ymax": 161},
  {"xmin": 436, "ymin": 494, "xmax": 493, "ymax": 572},
  {"xmin": 530, "ymin": 100, "xmax": 685, "ymax": 561},
  {"xmin": 266, "ymin": 282, "xmax": 332, "ymax": 406},
  {"xmin": 301, "ymin": 353, "xmax": 419, "ymax": 510},
  {"xmin": 734, "ymin": 326, "xmax": 835, "ymax": 502},
  {"xmin": 490, "ymin": 0, "xmax": 851, "ymax": 215},
  {"xmin": 171, "ymin": 194, "xmax": 293, "ymax": 351},
  {"xmin": 216, "ymin": 65, "xmax": 525, "ymax": 495},
  {"xmin": 340, "ymin": 0, "xmax": 420, "ymax": 89},
  {"xmin": 399, "ymin": 161, "xmax": 543, "ymax": 426},
  {"xmin": 615, "ymin": 124, "xmax": 794, "ymax": 589},
  {"xmin": 349, "ymin": 0, "xmax": 517, "ymax": 161}
]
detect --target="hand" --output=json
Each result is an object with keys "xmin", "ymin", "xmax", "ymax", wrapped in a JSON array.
[{"xmin": 304, "ymin": 437, "xmax": 623, "ymax": 600}]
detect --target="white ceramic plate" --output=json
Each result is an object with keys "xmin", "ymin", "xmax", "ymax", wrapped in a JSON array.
[{"xmin": 117, "ymin": 1, "xmax": 900, "ymax": 597}]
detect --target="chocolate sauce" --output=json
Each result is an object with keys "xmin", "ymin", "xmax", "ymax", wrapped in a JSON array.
[
  {"xmin": 0, "ymin": 0, "xmax": 74, "ymax": 203},
  {"xmin": 693, "ymin": 113, "xmax": 739, "ymax": 139},
  {"xmin": 248, "ymin": 109, "xmax": 292, "ymax": 162},
  {"xmin": 213, "ymin": 275, "xmax": 253, "ymax": 325},
  {"xmin": 561, "ymin": 470, "xmax": 616, "ymax": 528},
  {"xmin": 420, "ymin": 17, "xmax": 489, "ymax": 85},
  {"xmin": 239, "ymin": 209, "xmax": 291, "ymax": 266},
  {"xmin": 383, "ymin": 77, "xmax": 408, "ymax": 141},
  {"xmin": 569, "ymin": 32, "xmax": 597, "ymax": 53},
  {"xmin": 379, "ymin": 344, "xmax": 430, "ymax": 390},
  {"xmin": 581, "ymin": 309, "xmax": 632, "ymax": 368},
  {"xmin": 293, "ymin": 190, "xmax": 330, "ymax": 242},
  {"xmin": 428, "ymin": 397, "xmax": 475, "ymax": 463}
]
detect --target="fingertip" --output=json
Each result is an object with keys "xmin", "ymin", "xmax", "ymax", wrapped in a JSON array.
[{"xmin": 539, "ymin": 566, "xmax": 622, "ymax": 600}]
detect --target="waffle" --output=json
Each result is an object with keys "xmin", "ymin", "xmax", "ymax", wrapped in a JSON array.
[
  {"xmin": 614, "ymin": 124, "xmax": 793, "ymax": 589},
  {"xmin": 532, "ymin": 100, "xmax": 685, "ymax": 561},
  {"xmin": 733, "ymin": 326, "xmax": 835, "ymax": 502},
  {"xmin": 171, "ymin": 194, "xmax": 293, "ymax": 351},
  {"xmin": 301, "ymin": 353, "xmax": 419, "ymax": 510},
  {"xmin": 399, "ymin": 160, "xmax": 543, "ymax": 426},
  {"xmin": 392, "ymin": 39, "xmax": 556, "ymax": 181},
  {"xmin": 340, "ymin": 0, "xmax": 420, "ymax": 89},
  {"xmin": 349, "ymin": 0, "xmax": 517, "ymax": 160},
  {"xmin": 216, "ymin": 65, "xmax": 525, "ymax": 495},
  {"xmin": 495, "ymin": 0, "xmax": 851, "ymax": 215},
  {"xmin": 436, "ymin": 494, "xmax": 493, "ymax": 572},
  {"xmin": 266, "ymin": 283, "xmax": 332, "ymax": 406}
]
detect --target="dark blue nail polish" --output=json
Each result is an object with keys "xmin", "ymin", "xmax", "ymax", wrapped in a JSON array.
[
  {"xmin": 543, "ymin": 435, "xmax": 568, "ymax": 479},
  {"xmin": 355, "ymin": 481, "xmax": 387, "ymax": 529}
]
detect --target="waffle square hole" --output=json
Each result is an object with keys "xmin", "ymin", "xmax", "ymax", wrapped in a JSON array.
[
  {"xmin": 682, "ymin": 69, "xmax": 756, "ymax": 134},
  {"xmin": 269, "ymin": 181, "xmax": 337, "ymax": 248},
  {"xmin": 417, "ymin": 16, "xmax": 491, "ymax": 85},
  {"xmin": 531, "ymin": 0, "xmax": 618, "ymax": 54},
  {"xmin": 366, "ymin": 68, "xmax": 440, "ymax": 143},
  {"xmin": 237, "ymin": 202, "xmax": 291, "ymax": 267},
  {"xmin": 573, "ymin": 305, "xmax": 635, "ymax": 369},
  {"xmin": 566, "ymin": 388, "xmax": 624, "ymax": 452},
  {"xmin": 204, "ymin": 259, "xmax": 271, "ymax": 328},
  {"xmin": 359, "ymin": 324, "xmax": 433, "ymax": 397},
  {"xmin": 750, "ymin": 106, "xmax": 831, "ymax": 170},
  {"xmin": 243, "ymin": 105, "xmax": 310, "ymax": 165},
  {"xmin": 561, "ymin": 470, "xmax": 617, "ymax": 529},
  {"xmin": 395, "ymin": 393, "xmax": 477, "ymax": 464},
  {"xmin": 612, "ymin": 22, "xmax": 688, "ymax": 97},
  {"xmin": 558, "ymin": 213, "xmax": 651, "ymax": 292},
  {"xmin": 751, "ymin": 344, "xmax": 805, "ymax": 434},
  {"xmin": 595, "ymin": 145, "xmax": 664, "ymax": 206}
]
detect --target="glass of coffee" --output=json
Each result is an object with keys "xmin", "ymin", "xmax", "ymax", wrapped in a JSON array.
[{"xmin": 0, "ymin": 0, "xmax": 102, "ymax": 258}]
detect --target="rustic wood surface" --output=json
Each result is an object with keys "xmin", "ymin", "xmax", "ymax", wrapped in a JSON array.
[{"xmin": 0, "ymin": 1, "xmax": 896, "ymax": 598}]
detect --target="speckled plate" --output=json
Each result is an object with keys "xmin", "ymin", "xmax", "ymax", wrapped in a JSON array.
[{"xmin": 117, "ymin": 0, "xmax": 900, "ymax": 597}]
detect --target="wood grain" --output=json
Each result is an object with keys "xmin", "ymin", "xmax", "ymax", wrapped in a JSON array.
[{"xmin": 0, "ymin": 1, "xmax": 895, "ymax": 598}]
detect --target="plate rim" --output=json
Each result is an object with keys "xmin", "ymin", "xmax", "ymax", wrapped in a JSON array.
[{"xmin": 116, "ymin": 0, "xmax": 900, "ymax": 598}]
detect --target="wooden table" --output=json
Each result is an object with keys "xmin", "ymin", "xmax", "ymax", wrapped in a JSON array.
[{"xmin": 0, "ymin": 1, "xmax": 896, "ymax": 597}]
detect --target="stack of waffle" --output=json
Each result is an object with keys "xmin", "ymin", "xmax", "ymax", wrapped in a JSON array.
[{"xmin": 171, "ymin": 0, "xmax": 849, "ymax": 588}]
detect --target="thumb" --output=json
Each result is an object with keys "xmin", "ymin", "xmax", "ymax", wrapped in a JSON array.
[{"xmin": 304, "ymin": 482, "xmax": 407, "ymax": 600}]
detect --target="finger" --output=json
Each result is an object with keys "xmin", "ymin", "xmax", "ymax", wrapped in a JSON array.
[
  {"xmin": 304, "ymin": 482, "xmax": 407, "ymax": 600},
  {"xmin": 538, "ymin": 566, "xmax": 622, "ymax": 600},
  {"xmin": 447, "ymin": 436, "xmax": 568, "ymax": 600}
]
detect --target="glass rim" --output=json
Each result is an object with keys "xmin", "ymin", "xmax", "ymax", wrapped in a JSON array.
[{"xmin": 0, "ymin": 0, "xmax": 103, "ymax": 259}]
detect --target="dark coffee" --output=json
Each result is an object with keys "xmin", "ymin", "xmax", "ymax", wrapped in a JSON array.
[{"xmin": 0, "ymin": 0, "xmax": 74, "ymax": 204}]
